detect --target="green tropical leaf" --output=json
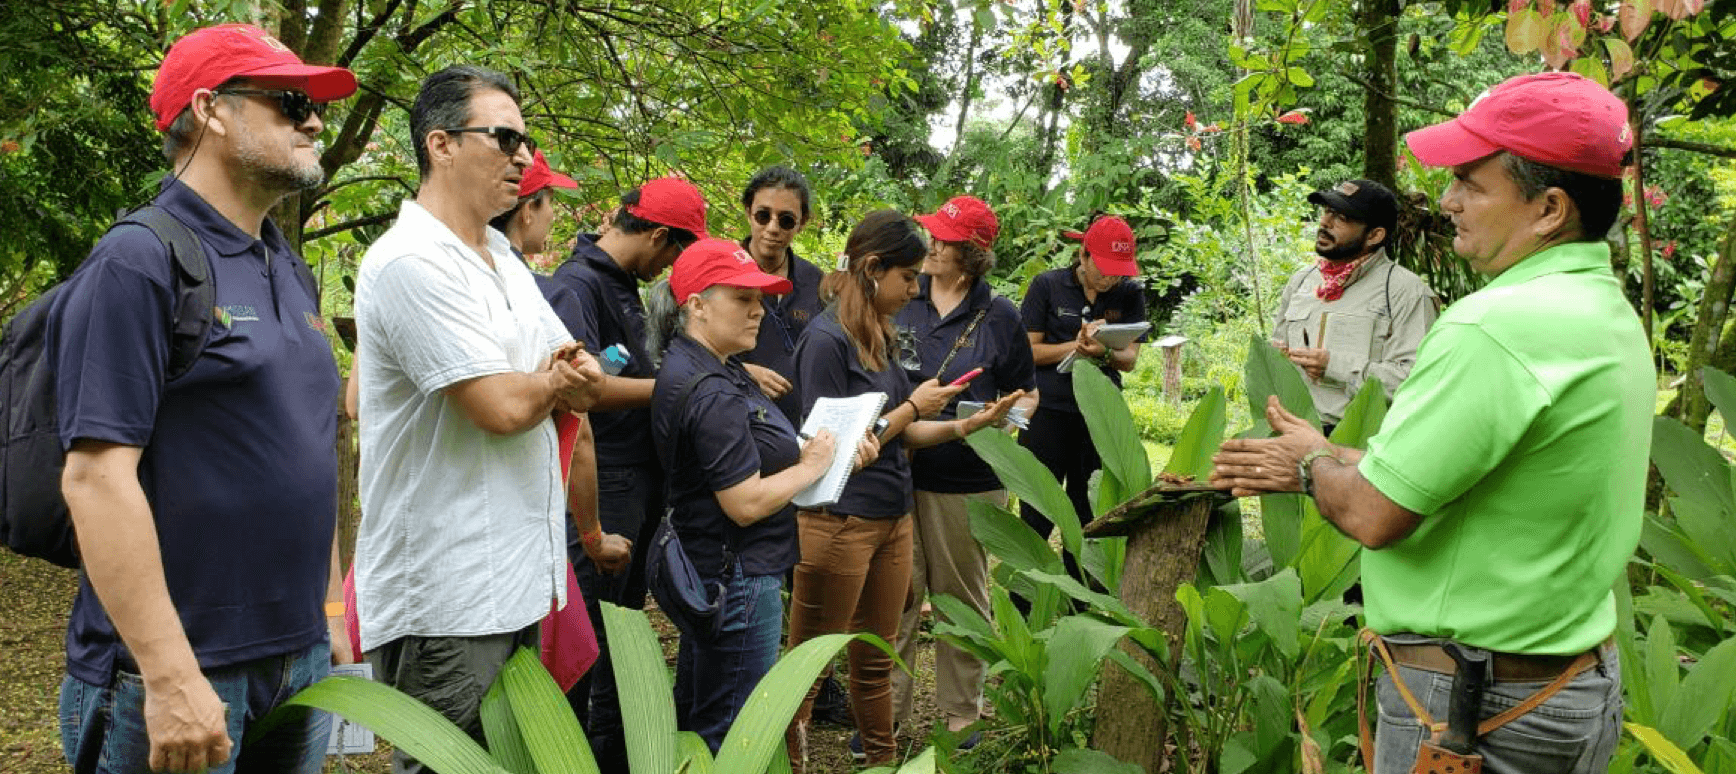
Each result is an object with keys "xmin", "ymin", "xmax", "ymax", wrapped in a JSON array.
[
  {"xmin": 676, "ymin": 731, "xmax": 716, "ymax": 774},
  {"xmin": 1648, "ymin": 616, "xmax": 1682, "ymax": 727},
  {"xmin": 1642, "ymin": 512, "xmax": 1721, "ymax": 581},
  {"xmin": 967, "ymin": 428, "xmax": 1081, "ymax": 556},
  {"xmin": 1671, "ymin": 495, "xmax": 1736, "ymax": 577},
  {"xmin": 480, "ymin": 675, "xmax": 536, "ymax": 774},
  {"xmin": 1651, "ymin": 416, "xmax": 1736, "ymax": 518},
  {"xmin": 1659, "ymin": 634, "xmax": 1736, "ymax": 749},
  {"xmin": 1042, "ymin": 616, "xmax": 1132, "ymax": 735},
  {"xmin": 1075, "ymin": 364, "xmax": 1152, "ymax": 508},
  {"xmin": 1246, "ymin": 673, "xmax": 1291, "ymax": 758},
  {"xmin": 602, "ymin": 604, "xmax": 678, "ymax": 774},
  {"xmin": 1295, "ymin": 499, "xmax": 1361, "ymax": 603},
  {"xmin": 497, "ymin": 648, "xmax": 600, "ymax": 774},
  {"xmin": 277, "ymin": 677, "xmax": 510, "ymax": 774},
  {"xmin": 715, "ymin": 632, "xmax": 886, "ymax": 774},
  {"xmin": 1080, "ymin": 536, "xmax": 1126, "ymax": 594},
  {"xmin": 1220, "ymin": 568, "xmax": 1302, "ymax": 661},
  {"xmin": 967, "ymin": 498, "xmax": 1064, "ymax": 575},
  {"xmin": 1163, "ymin": 385, "xmax": 1227, "ymax": 481},
  {"xmin": 1242, "ymin": 334, "xmax": 1320, "ymax": 430},
  {"xmin": 1260, "ymin": 492, "xmax": 1306, "ymax": 570},
  {"xmin": 1053, "ymin": 747, "xmax": 1145, "ymax": 774},
  {"xmin": 1327, "ymin": 378, "xmax": 1388, "ymax": 448},
  {"xmin": 1627, "ymin": 723, "xmax": 1709, "ymax": 774}
]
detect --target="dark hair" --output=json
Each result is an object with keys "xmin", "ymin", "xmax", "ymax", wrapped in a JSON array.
[
  {"xmin": 609, "ymin": 188, "xmax": 700, "ymax": 250},
  {"xmin": 954, "ymin": 240, "xmax": 995, "ymax": 278},
  {"xmin": 488, "ymin": 190, "xmax": 547, "ymax": 234},
  {"xmin": 820, "ymin": 209, "xmax": 927, "ymax": 371},
  {"xmin": 741, "ymin": 166, "xmax": 812, "ymax": 221},
  {"xmin": 410, "ymin": 65, "xmax": 519, "ymax": 179},
  {"xmin": 1500, "ymin": 152, "xmax": 1625, "ymax": 242}
]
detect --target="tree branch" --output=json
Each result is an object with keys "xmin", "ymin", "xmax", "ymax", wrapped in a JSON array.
[
  {"xmin": 1342, "ymin": 71, "xmax": 1457, "ymax": 119},
  {"xmin": 305, "ymin": 211, "xmax": 399, "ymax": 242},
  {"xmin": 1650, "ymin": 136, "xmax": 1736, "ymax": 159}
]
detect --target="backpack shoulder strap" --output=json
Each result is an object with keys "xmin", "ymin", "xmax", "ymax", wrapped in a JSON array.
[
  {"xmin": 658, "ymin": 370, "xmax": 723, "ymax": 473},
  {"xmin": 115, "ymin": 206, "xmax": 213, "ymax": 382}
]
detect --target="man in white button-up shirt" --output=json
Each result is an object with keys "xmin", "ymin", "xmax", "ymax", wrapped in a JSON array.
[{"xmin": 352, "ymin": 65, "xmax": 603, "ymax": 774}]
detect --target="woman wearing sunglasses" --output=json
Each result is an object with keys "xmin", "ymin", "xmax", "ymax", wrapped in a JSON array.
[
  {"xmin": 783, "ymin": 210, "xmax": 1022, "ymax": 772},
  {"xmin": 737, "ymin": 166, "xmax": 826, "ymax": 425}
]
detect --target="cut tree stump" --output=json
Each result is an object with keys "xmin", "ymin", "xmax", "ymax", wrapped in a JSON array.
[{"xmin": 1086, "ymin": 482, "xmax": 1230, "ymax": 773}]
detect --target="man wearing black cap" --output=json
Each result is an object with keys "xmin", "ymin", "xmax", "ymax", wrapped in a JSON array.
[{"xmin": 1272, "ymin": 179, "xmax": 1437, "ymax": 431}]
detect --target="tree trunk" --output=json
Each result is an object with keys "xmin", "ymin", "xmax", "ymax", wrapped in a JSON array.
[
  {"xmin": 1359, "ymin": 0, "xmax": 1400, "ymax": 189},
  {"xmin": 1089, "ymin": 487, "xmax": 1227, "ymax": 773},
  {"xmin": 335, "ymin": 394, "xmax": 361, "ymax": 570},
  {"xmin": 948, "ymin": 15, "xmax": 983, "ymax": 158},
  {"xmin": 1632, "ymin": 115, "xmax": 1657, "ymax": 343},
  {"xmin": 1676, "ymin": 221, "xmax": 1736, "ymax": 432}
]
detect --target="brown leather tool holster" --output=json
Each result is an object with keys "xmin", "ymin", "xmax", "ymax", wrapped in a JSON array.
[{"xmin": 1356, "ymin": 629, "xmax": 1600, "ymax": 774}]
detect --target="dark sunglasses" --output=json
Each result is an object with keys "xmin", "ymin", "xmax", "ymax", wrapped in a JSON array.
[
  {"xmin": 752, "ymin": 208, "xmax": 799, "ymax": 231},
  {"xmin": 214, "ymin": 89, "xmax": 325, "ymax": 124},
  {"xmin": 442, "ymin": 126, "xmax": 536, "ymax": 157}
]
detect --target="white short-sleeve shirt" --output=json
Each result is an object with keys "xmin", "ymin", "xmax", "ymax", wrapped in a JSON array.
[{"xmin": 353, "ymin": 200, "xmax": 574, "ymax": 651}]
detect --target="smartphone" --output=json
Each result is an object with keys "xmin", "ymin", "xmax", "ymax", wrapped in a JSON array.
[{"xmin": 948, "ymin": 367, "xmax": 984, "ymax": 387}]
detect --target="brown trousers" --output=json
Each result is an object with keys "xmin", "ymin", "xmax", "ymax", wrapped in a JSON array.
[{"xmin": 784, "ymin": 510, "xmax": 913, "ymax": 771}]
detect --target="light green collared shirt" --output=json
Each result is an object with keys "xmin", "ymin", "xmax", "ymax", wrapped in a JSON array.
[{"xmin": 1358, "ymin": 241, "xmax": 1654, "ymax": 655}]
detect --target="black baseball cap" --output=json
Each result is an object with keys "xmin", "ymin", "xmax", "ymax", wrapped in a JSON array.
[{"xmin": 1307, "ymin": 179, "xmax": 1398, "ymax": 237}]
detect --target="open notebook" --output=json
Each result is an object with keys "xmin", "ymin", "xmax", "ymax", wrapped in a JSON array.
[{"xmin": 793, "ymin": 392, "xmax": 888, "ymax": 508}]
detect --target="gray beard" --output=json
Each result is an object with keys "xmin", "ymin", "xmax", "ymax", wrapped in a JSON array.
[{"xmin": 233, "ymin": 132, "xmax": 325, "ymax": 193}]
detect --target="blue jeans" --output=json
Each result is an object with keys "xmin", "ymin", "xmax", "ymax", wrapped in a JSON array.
[
  {"xmin": 570, "ymin": 463, "xmax": 664, "ymax": 774},
  {"xmin": 672, "ymin": 567, "xmax": 784, "ymax": 753},
  {"xmin": 1375, "ymin": 644, "xmax": 1622, "ymax": 774},
  {"xmin": 60, "ymin": 642, "xmax": 332, "ymax": 774}
]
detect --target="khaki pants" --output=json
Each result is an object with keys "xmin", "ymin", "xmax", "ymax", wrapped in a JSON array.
[
  {"xmin": 785, "ymin": 510, "xmax": 913, "ymax": 771},
  {"xmin": 892, "ymin": 489, "xmax": 1002, "ymax": 726}
]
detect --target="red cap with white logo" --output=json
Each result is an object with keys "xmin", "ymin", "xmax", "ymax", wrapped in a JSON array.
[
  {"xmin": 150, "ymin": 24, "xmax": 357, "ymax": 131},
  {"xmin": 915, "ymin": 195, "xmax": 1000, "ymax": 249},
  {"xmin": 1065, "ymin": 216, "xmax": 1139, "ymax": 276},
  {"xmin": 1405, "ymin": 72, "xmax": 1632, "ymax": 179},
  {"xmin": 670, "ymin": 238, "xmax": 793, "ymax": 304}
]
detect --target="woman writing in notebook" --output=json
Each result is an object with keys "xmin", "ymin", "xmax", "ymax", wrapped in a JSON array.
[
  {"xmin": 784, "ymin": 210, "xmax": 1021, "ymax": 771},
  {"xmin": 647, "ymin": 238, "xmax": 876, "ymax": 753},
  {"xmin": 1018, "ymin": 214, "xmax": 1147, "ymax": 565}
]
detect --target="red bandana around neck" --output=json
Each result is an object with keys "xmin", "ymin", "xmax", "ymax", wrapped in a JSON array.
[{"xmin": 1315, "ymin": 255, "xmax": 1370, "ymax": 302}]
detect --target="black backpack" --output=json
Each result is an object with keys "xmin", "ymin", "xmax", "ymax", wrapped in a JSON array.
[{"xmin": 0, "ymin": 205, "xmax": 318, "ymax": 568}]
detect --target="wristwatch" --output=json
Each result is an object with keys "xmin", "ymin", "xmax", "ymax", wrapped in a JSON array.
[{"xmin": 1297, "ymin": 448, "xmax": 1339, "ymax": 498}]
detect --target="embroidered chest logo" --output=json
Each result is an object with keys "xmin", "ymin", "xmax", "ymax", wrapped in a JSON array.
[
  {"xmin": 221, "ymin": 305, "xmax": 260, "ymax": 323},
  {"xmin": 1105, "ymin": 309, "xmax": 1123, "ymax": 323},
  {"xmin": 304, "ymin": 312, "xmax": 328, "ymax": 333},
  {"xmin": 791, "ymin": 308, "xmax": 810, "ymax": 323}
]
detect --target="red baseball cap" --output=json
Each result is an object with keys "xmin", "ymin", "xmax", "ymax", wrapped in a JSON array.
[
  {"xmin": 1065, "ymin": 216, "xmax": 1139, "ymax": 276},
  {"xmin": 915, "ymin": 196, "xmax": 1000, "ymax": 250},
  {"xmin": 1405, "ymin": 72, "xmax": 1632, "ymax": 179},
  {"xmin": 519, "ymin": 150, "xmax": 578, "ymax": 198},
  {"xmin": 150, "ymin": 24, "xmax": 357, "ymax": 131},
  {"xmin": 670, "ymin": 238, "xmax": 793, "ymax": 304},
  {"xmin": 626, "ymin": 177, "xmax": 710, "ymax": 238}
]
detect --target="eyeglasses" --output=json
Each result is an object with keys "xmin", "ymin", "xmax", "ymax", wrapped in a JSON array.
[
  {"xmin": 214, "ymin": 89, "xmax": 325, "ymax": 125},
  {"xmin": 441, "ymin": 126, "xmax": 537, "ymax": 157},
  {"xmin": 752, "ymin": 208, "xmax": 799, "ymax": 231}
]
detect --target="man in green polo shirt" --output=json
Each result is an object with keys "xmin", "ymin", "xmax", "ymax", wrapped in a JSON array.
[{"xmin": 1211, "ymin": 72, "xmax": 1649, "ymax": 774}]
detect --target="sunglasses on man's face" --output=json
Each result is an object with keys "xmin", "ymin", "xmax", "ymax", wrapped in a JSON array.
[
  {"xmin": 215, "ymin": 89, "xmax": 325, "ymax": 125},
  {"xmin": 442, "ymin": 126, "xmax": 536, "ymax": 157},
  {"xmin": 752, "ymin": 208, "xmax": 800, "ymax": 231}
]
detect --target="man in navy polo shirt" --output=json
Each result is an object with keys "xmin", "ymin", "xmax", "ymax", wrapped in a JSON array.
[
  {"xmin": 542, "ymin": 177, "xmax": 708, "ymax": 774},
  {"xmin": 49, "ymin": 24, "xmax": 357, "ymax": 774},
  {"xmin": 1019, "ymin": 215, "xmax": 1148, "ymax": 556}
]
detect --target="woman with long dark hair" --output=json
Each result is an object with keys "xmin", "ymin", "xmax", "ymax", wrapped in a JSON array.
[{"xmin": 783, "ymin": 210, "xmax": 1021, "ymax": 771}]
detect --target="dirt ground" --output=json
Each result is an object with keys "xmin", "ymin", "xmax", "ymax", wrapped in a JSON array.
[{"xmin": 0, "ymin": 551, "xmax": 946, "ymax": 774}]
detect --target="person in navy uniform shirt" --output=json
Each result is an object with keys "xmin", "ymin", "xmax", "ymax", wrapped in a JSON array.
[
  {"xmin": 783, "ymin": 210, "xmax": 1022, "ymax": 771},
  {"xmin": 50, "ymin": 24, "xmax": 357, "ymax": 774},
  {"xmin": 649, "ymin": 239, "xmax": 869, "ymax": 752},
  {"xmin": 736, "ymin": 166, "xmax": 827, "ymax": 425},
  {"xmin": 1019, "ymin": 215, "xmax": 1147, "ymax": 568},
  {"xmin": 890, "ymin": 196, "xmax": 1037, "ymax": 744},
  {"xmin": 540, "ymin": 176, "xmax": 708, "ymax": 773}
]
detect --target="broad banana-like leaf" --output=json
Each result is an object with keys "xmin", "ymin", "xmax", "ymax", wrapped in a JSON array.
[
  {"xmin": 496, "ymin": 647, "xmax": 600, "ymax": 774},
  {"xmin": 1041, "ymin": 616, "xmax": 1131, "ymax": 737},
  {"xmin": 275, "ymin": 677, "xmax": 510, "ymax": 774},
  {"xmin": 967, "ymin": 428, "xmax": 1081, "ymax": 556},
  {"xmin": 1164, "ymin": 385, "xmax": 1227, "ymax": 482},
  {"xmin": 1076, "ymin": 364, "xmax": 1152, "ymax": 503},
  {"xmin": 715, "ymin": 631, "xmax": 891, "ymax": 774},
  {"xmin": 602, "ymin": 604, "xmax": 678, "ymax": 774},
  {"xmin": 1627, "ymin": 723, "xmax": 1709, "ymax": 774}
]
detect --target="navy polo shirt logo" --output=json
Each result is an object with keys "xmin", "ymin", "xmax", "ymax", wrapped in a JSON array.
[
  {"xmin": 1105, "ymin": 309, "xmax": 1123, "ymax": 323},
  {"xmin": 222, "ymin": 304, "xmax": 261, "ymax": 323},
  {"xmin": 304, "ymin": 312, "xmax": 327, "ymax": 333},
  {"xmin": 792, "ymin": 308, "xmax": 810, "ymax": 322},
  {"xmin": 1059, "ymin": 306, "xmax": 1081, "ymax": 319}
]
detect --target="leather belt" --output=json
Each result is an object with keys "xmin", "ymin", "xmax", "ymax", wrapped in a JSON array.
[{"xmin": 1387, "ymin": 636, "xmax": 1612, "ymax": 683}]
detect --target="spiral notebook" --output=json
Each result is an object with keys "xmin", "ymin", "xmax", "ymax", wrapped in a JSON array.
[{"xmin": 793, "ymin": 391, "xmax": 889, "ymax": 508}]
